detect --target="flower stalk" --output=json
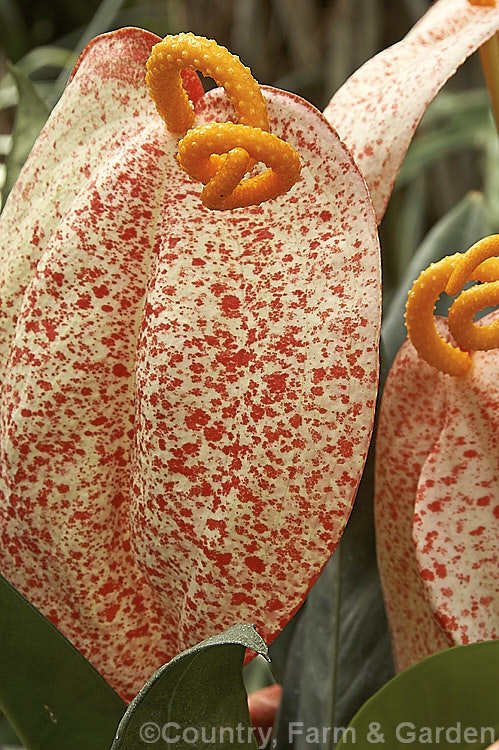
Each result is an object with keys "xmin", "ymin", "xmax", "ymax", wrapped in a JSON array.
[
  {"xmin": 479, "ymin": 32, "xmax": 499, "ymax": 134},
  {"xmin": 468, "ymin": 0, "xmax": 499, "ymax": 132}
]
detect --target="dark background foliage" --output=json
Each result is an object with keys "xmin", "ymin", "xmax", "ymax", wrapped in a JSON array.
[
  {"xmin": 0, "ymin": 0, "xmax": 489, "ymax": 292},
  {"xmin": 3, "ymin": 0, "xmax": 434, "ymax": 103}
]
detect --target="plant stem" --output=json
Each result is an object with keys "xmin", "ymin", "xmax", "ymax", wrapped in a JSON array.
[{"xmin": 479, "ymin": 32, "xmax": 499, "ymax": 135}]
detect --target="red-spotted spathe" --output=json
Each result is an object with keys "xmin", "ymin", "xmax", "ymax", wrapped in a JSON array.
[
  {"xmin": 374, "ymin": 236, "xmax": 499, "ymax": 670},
  {"xmin": 375, "ymin": 317, "xmax": 499, "ymax": 670},
  {"xmin": 325, "ymin": 0, "xmax": 499, "ymax": 223},
  {"xmin": 0, "ymin": 28, "xmax": 380, "ymax": 700}
]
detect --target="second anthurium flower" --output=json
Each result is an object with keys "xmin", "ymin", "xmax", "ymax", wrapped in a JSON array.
[
  {"xmin": 375, "ymin": 237, "xmax": 499, "ymax": 672},
  {"xmin": 0, "ymin": 29, "xmax": 380, "ymax": 700},
  {"xmin": 319, "ymin": 0, "xmax": 499, "ymax": 673}
]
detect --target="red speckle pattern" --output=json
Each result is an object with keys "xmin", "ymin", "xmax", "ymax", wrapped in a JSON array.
[
  {"xmin": 375, "ymin": 314, "xmax": 499, "ymax": 672},
  {"xmin": 0, "ymin": 30, "xmax": 380, "ymax": 700},
  {"xmin": 324, "ymin": 0, "xmax": 499, "ymax": 222}
]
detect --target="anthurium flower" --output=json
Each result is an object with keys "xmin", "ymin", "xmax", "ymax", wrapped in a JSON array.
[
  {"xmin": 324, "ymin": 0, "xmax": 499, "ymax": 223},
  {"xmin": 0, "ymin": 28, "xmax": 380, "ymax": 700},
  {"xmin": 374, "ymin": 236, "xmax": 499, "ymax": 672}
]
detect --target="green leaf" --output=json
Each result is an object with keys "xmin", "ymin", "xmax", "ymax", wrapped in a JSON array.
[
  {"xmin": 274, "ymin": 449, "xmax": 394, "ymax": 750},
  {"xmin": 380, "ymin": 174, "xmax": 427, "ymax": 297},
  {"xmin": 380, "ymin": 190, "xmax": 492, "ymax": 377},
  {"xmin": 0, "ymin": 84, "xmax": 18, "ymax": 111},
  {"xmin": 0, "ymin": 710, "xmax": 22, "ymax": 745},
  {"xmin": 0, "ymin": 135, "xmax": 11, "ymax": 156},
  {"xmin": 0, "ymin": 0, "xmax": 30, "ymax": 61},
  {"xmin": 0, "ymin": 573, "xmax": 126, "ymax": 750},
  {"xmin": 243, "ymin": 655, "xmax": 275, "ymax": 694},
  {"xmin": 420, "ymin": 88, "xmax": 490, "ymax": 128},
  {"xmin": 336, "ymin": 641, "xmax": 499, "ymax": 749},
  {"xmin": 2, "ymin": 62, "xmax": 50, "ymax": 205},
  {"xmin": 14, "ymin": 47, "xmax": 77, "ymax": 78},
  {"xmin": 267, "ymin": 608, "xmax": 302, "ymax": 686},
  {"xmin": 482, "ymin": 123, "xmax": 499, "ymax": 223},
  {"xmin": 396, "ymin": 90, "xmax": 491, "ymax": 187},
  {"xmin": 54, "ymin": 0, "xmax": 128, "ymax": 95},
  {"xmin": 111, "ymin": 624, "xmax": 268, "ymax": 750}
]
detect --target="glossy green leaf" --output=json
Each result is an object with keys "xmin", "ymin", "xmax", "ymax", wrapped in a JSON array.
[
  {"xmin": 274, "ymin": 449, "xmax": 394, "ymax": 750},
  {"xmin": 111, "ymin": 624, "xmax": 268, "ymax": 750},
  {"xmin": 2, "ymin": 62, "xmax": 49, "ymax": 205},
  {"xmin": 336, "ymin": 641, "xmax": 499, "ymax": 749},
  {"xmin": 267, "ymin": 608, "xmax": 302, "ymax": 686},
  {"xmin": 0, "ymin": 573, "xmax": 126, "ymax": 750}
]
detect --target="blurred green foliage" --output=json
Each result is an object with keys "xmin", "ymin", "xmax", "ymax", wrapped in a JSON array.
[{"xmin": 0, "ymin": 0, "xmax": 487, "ymax": 241}]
